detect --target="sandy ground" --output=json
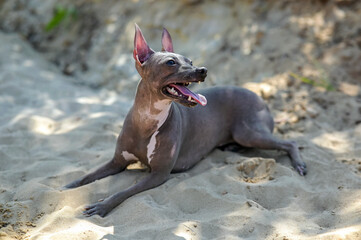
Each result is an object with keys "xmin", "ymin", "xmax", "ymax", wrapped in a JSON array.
[{"xmin": 1, "ymin": 1, "xmax": 361, "ymax": 240}]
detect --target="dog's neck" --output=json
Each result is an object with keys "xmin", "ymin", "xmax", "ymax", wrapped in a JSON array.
[{"xmin": 131, "ymin": 80, "xmax": 172, "ymax": 136}]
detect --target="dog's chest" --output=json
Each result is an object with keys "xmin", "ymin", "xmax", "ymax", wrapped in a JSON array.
[
  {"xmin": 126, "ymin": 101, "xmax": 171, "ymax": 164},
  {"xmin": 119, "ymin": 124, "xmax": 168, "ymax": 166},
  {"xmin": 119, "ymin": 133, "xmax": 151, "ymax": 164}
]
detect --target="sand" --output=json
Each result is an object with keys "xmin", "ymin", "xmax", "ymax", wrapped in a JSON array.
[
  {"xmin": 1, "ymin": 1, "xmax": 361, "ymax": 239},
  {"xmin": 0, "ymin": 31, "xmax": 360, "ymax": 240}
]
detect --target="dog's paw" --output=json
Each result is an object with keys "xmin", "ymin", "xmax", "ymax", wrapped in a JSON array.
[
  {"xmin": 83, "ymin": 200, "xmax": 111, "ymax": 218},
  {"xmin": 295, "ymin": 162, "xmax": 307, "ymax": 176}
]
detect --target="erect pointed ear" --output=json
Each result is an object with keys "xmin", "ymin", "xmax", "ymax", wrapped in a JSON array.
[
  {"xmin": 161, "ymin": 27, "xmax": 174, "ymax": 53},
  {"xmin": 133, "ymin": 23, "xmax": 154, "ymax": 65}
]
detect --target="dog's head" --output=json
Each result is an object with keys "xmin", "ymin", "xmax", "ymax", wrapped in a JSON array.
[{"xmin": 133, "ymin": 24, "xmax": 207, "ymax": 107}]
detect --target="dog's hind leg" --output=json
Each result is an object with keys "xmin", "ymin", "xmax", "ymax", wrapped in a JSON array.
[
  {"xmin": 233, "ymin": 128, "xmax": 307, "ymax": 175},
  {"xmin": 232, "ymin": 114, "xmax": 307, "ymax": 176}
]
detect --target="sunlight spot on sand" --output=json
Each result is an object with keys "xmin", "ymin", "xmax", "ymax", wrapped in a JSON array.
[
  {"xmin": 32, "ymin": 121, "xmax": 54, "ymax": 135},
  {"xmin": 339, "ymin": 190, "xmax": 361, "ymax": 216},
  {"xmin": 77, "ymin": 97, "xmax": 101, "ymax": 104},
  {"xmin": 103, "ymin": 94, "xmax": 117, "ymax": 105},
  {"xmin": 11, "ymin": 114, "xmax": 55, "ymax": 135},
  {"xmin": 106, "ymin": 24, "xmax": 116, "ymax": 34},
  {"xmin": 116, "ymin": 54, "xmax": 128, "ymax": 66},
  {"xmin": 106, "ymin": 14, "xmax": 118, "ymax": 34},
  {"xmin": 23, "ymin": 59, "xmax": 34, "ymax": 67},
  {"xmin": 289, "ymin": 13, "xmax": 334, "ymax": 43},
  {"xmin": 173, "ymin": 221, "xmax": 200, "ymax": 240},
  {"xmin": 32, "ymin": 220, "xmax": 114, "ymax": 239},
  {"xmin": 317, "ymin": 226, "xmax": 360, "ymax": 239},
  {"xmin": 53, "ymin": 118, "xmax": 83, "ymax": 134},
  {"xmin": 274, "ymin": 220, "xmax": 300, "ymax": 237},
  {"xmin": 213, "ymin": 33, "xmax": 221, "ymax": 40},
  {"xmin": 312, "ymin": 132, "xmax": 351, "ymax": 154},
  {"xmin": 76, "ymin": 94, "xmax": 117, "ymax": 106},
  {"xmin": 40, "ymin": 71, "xmax": 55, "ymax": 80},
  {"xmin": 12, "ymin": 43, "xmax": 21, "ymax": 51},
  {"xmin": 88, "ymin": 112, "xmax": 110, "ymax": 119}
]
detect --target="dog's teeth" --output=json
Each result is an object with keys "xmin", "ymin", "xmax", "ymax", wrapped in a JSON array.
[
  {"xmin": 168, "ymin": 87, "xmax": 177, "ymax": 96},
  {"xmin": 188, "ymin": 96, "xmax": 192, "ymax": 101},
  {"xmin": 172, "ymin": 88, "xmax": 179, "ymax": 96},
  {"xmin": 198, "ymin": 81, "xmax": 200, "ymax": 84}
]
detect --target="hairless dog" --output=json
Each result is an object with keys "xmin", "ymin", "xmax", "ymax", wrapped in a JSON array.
[{"xmin": 64, "ymin": 24, "xmax": 307, "ymax": 217}]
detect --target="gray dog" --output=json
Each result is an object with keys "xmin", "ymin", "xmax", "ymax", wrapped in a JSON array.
[{"xmin": 64, "ymin": 24, "xmax": 307, "ymax": 217}]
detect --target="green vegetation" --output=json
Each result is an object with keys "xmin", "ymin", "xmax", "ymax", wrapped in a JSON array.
[
  {"xmin": 45, "ymin": 5, "xmax": 77, "ymax": 32},
  {"xmin": 290, "ymin": 72, "xmax": 335, "ymax": 91}
]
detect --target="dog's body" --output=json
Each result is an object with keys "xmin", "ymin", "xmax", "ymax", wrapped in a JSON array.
[
  {"xmin": 120, "ymin": 85, "xmax": 274, "ymax": 173},
  {"xmin": 65, "ymin": 25, "xmax": 307, "ymax": 217}
]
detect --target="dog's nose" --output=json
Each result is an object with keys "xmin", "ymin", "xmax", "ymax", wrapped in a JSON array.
[{"xmin": 196, "ymin": 67, "xmax": 207, "ymax": 75}]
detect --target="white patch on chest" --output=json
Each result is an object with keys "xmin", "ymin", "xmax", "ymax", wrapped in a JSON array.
[
  {"xmin": 170, "ymin": 144, "xmax": 176, "ymax": 157},
  {"xmin": 121, "ymin": 151, "xmax": 139, "ymax": 161},
  {"xmin": 146, "ymin": 100, "xmax": 170, "ymax": 164},
  {"xmin": 147, "ymin": 130, "xmax": 159, "ymax": 163}
]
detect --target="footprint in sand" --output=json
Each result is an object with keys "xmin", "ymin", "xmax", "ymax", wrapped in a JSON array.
[{"xmin": 237, "ymin": 158, "xmax": 276, "ymax": 183}]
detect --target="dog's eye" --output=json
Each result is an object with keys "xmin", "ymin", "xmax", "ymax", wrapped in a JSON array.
[
  {"xmin": 166, "ymin": 60, "xmax": 176, "ymax": 66},
  {"xmin": 190, "ymin": 61, "xmax": 193, "ymax": 66}
]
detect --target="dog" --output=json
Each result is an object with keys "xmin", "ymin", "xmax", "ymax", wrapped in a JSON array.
[{"xmin": 64, "ymin": 24, "xmax": 307, "ymax": 217}]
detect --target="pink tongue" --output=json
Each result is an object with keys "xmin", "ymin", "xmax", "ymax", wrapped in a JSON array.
[{"xmin": 169, "ymin": 84, "xmax": 207, "ymax": 106}]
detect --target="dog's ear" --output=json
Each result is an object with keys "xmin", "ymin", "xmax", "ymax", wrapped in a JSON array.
[
  {"xmin": 133, "ymin": 24, "xmax": 154, "ymax": 65},
  {"xmin": 161, "ymin": 27, "xmax": 174, "ymax": 53}
]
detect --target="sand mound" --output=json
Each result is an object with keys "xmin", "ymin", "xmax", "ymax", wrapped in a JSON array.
[{"xmin": 237, "ymin": 158, "xmax": 276, "ymax": 182}]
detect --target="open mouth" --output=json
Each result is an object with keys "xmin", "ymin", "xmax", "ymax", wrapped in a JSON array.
[{"xmin": 162, "ymin": 82, "xmax": 207, "ymax": 107}]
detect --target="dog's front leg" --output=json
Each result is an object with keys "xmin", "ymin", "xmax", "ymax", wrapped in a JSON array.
[
  {"xmin": 83, "ymin": 135, "xmax": 178, "ymax": 218},
  {"xmin": 83, "ymin": 170, "xmax": 170, "ymax": 217},
  {"xmin": 64, "ymin": 155, "xmax": 129, "ymax": 189}
]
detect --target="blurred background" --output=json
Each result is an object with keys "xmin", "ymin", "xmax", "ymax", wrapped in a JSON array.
[{"xmin": 0, "ymin": 0, "xmax": 360, "ymax": 131}]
